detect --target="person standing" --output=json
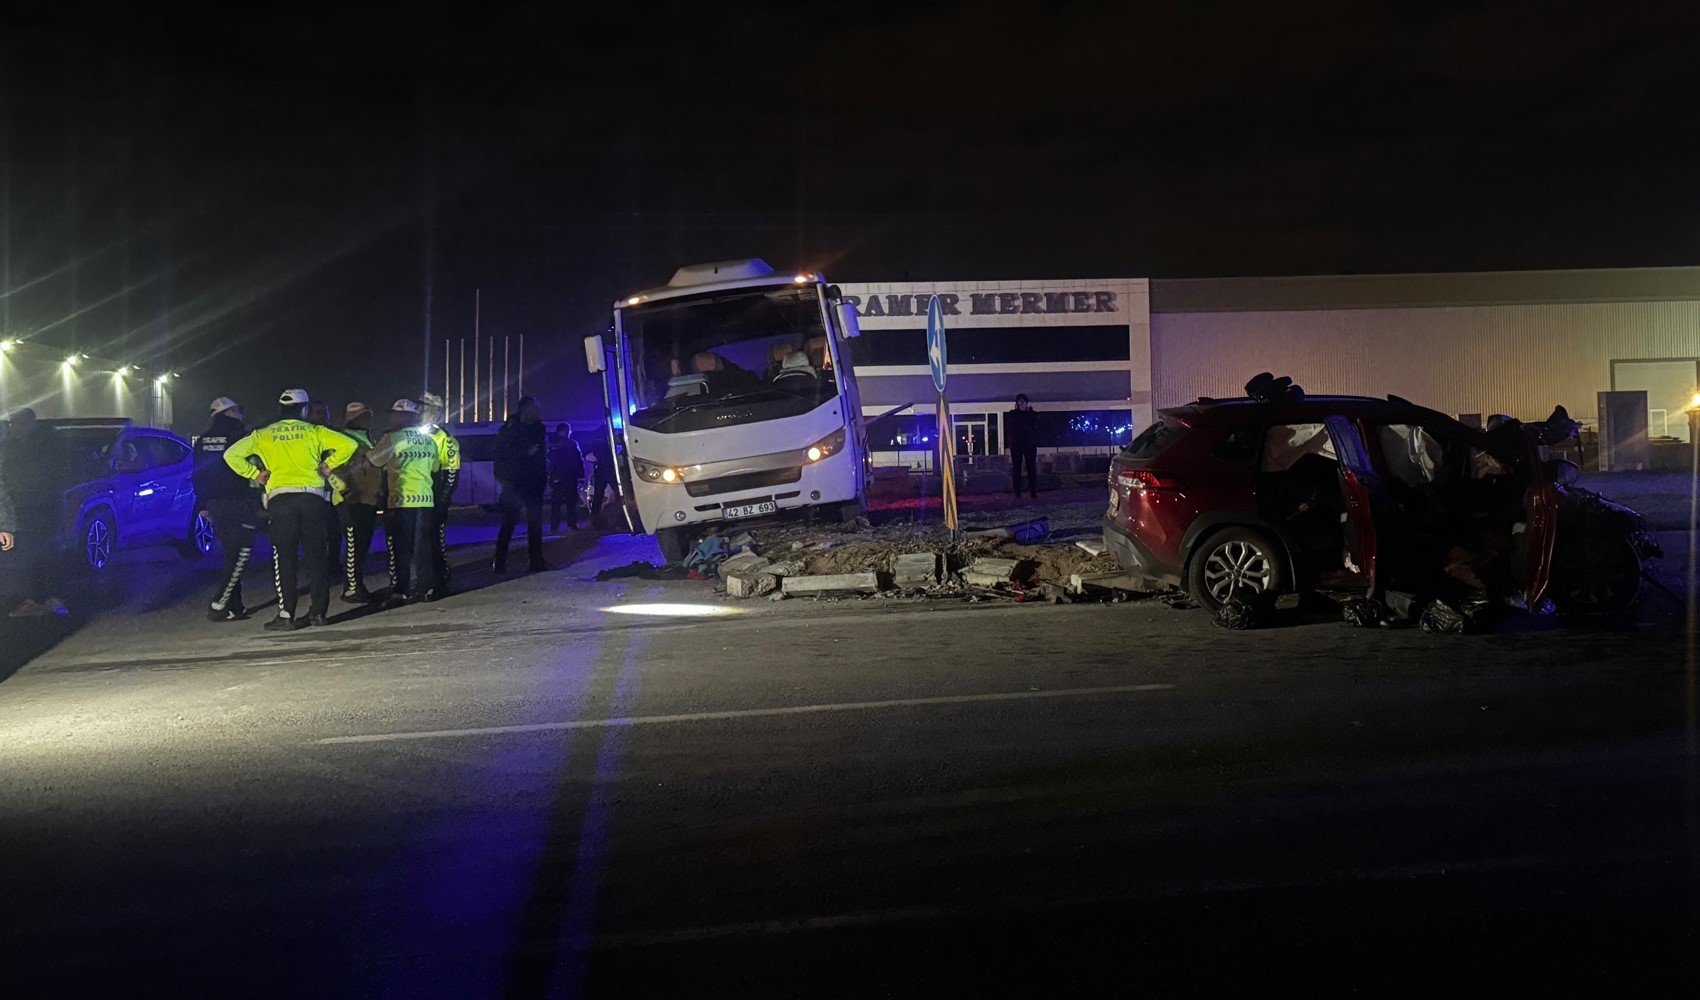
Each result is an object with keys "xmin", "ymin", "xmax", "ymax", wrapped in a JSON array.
[
  {"xmin": 333, "ymin": 402, "xmax": 383, "ymax": 603},
  {"xmin": 3, "ymin": 408, "xmax": 70, "ymax": 617},
  {"xmin": 222, "ymin": 389, "xmax": 358, "ymax": 631},
  {"xmin": 303, "ymin": 401, "xmax": 342, "ymax": 571},
  {"xmin": 194, "ymin": 397, "xmax": 261, "ymax": 621},
  {"xmin": 548, "ymin": 423, "xmax": 583, "ymax": 531},
  {"xmin": 1004, "ymin": 393, "xmax": 1040, "ymax": 500},
  {"xmin": 493, "ymin": 396, "xmax": 551, "ymax": 573},
  {"xmin": 586, "ymin": 425, "xmax": 618, "ymax": 527},
  {"xmin": 0, "ymin": 427, "xmax": 20, "ymax": 579},
  {"xmin": 371, "ymin": 399, "xmax": 440, "ymax": 605},
  {"xmin": 419, "ymin": 393, "xmax": 460, "ymax": 599}
]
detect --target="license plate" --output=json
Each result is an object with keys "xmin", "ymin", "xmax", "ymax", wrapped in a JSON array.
[{"xmin": 723, "ymin": 500, "xmax": 777, "ymax": 519}]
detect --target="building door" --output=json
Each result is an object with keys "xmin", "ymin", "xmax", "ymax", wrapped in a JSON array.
[
  {"xmin": 1612, "ymin": 358, "xmax": 1698, "ymax": 444},
  {"xmin": 953, "ymin": 414, "xmax": 997, "ymax": 461}
]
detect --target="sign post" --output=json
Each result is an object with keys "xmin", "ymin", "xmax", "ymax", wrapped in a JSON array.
[{"xmin": 927, "ymin": 295, "xmax": 958, "ymax": 535}]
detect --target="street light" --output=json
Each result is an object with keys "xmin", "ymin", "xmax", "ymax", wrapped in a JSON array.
[
  {"xmin": 0, "ymin": 339, "xmax": 15, "ymax": 352},
  {"xmin": 63, "ymin": 354, "xmax": 80, "ymax": 367}
]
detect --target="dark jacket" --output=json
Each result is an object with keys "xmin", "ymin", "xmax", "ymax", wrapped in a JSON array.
[
  {"xmin": 1004, "ymin": 407, "xmax": 1040, "ymax": 452},
  {"xmin": 0, "ymin": 447, "xmax": 17, "ymax": 533},
  {"xmin": 2, "ymin": 425, "xmax": 67, "ymax": 513},
  {"xmin": 494, "ymin": 418, "xmax": 549, "ymax": 495},
  {"xmin": 549, "ymin": 436, "xmax": 584, "ymax": 482},
  {"xmin": 193, "ymin": 413, "xmax": 256, "ymax": 508}
]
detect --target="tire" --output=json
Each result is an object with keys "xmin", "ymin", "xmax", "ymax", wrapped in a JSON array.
[
  {"xmin": 1551, "ymin": 534, "xmax": 1642, "ymax": 616},
  {"xmin": 1186, "ymin": 527, "xmax": 1287, "ymax": 614},
  {"xmin": 656, "ymin": 526, "xmax": 693, "ymax": 565},
  {"xmin": 80, "ymin": 509, "xmax": 117, "ymax": 573},
  {"xmin": 179, "ymin": 511, "xmax": 216, "ymax": 559}
]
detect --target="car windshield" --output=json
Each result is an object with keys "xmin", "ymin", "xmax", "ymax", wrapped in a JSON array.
[{"xmin": 621, "ymin": 285, "xmax": 837, "ymax": 433}]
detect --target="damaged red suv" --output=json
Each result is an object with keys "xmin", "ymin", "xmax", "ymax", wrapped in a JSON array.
[{"xmin": 1102, "ymin": 385, "xmax": 1657, "ymax": 618}]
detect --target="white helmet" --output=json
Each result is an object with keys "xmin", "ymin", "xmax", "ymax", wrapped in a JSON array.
[
  {"xmin": 209, "ymin": 396, "xmax": 240, "ymax": 416},
  {"xmin": 391, "ymin": 398, "xmax": 421, "ymax": 413},
  {"xmin": 279, "ymin": 388, "xmax": 310, "ymax": 406}
]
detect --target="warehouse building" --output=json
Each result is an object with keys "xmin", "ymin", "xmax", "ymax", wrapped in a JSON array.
[{"xmin": 845, "ymin": 266, "xmax": 1700, "ymax": 473}]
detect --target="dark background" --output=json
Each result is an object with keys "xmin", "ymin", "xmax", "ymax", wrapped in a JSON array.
[{"xmin": 1, "ymin": 0, "xmax": 1696, "ymax": 425}]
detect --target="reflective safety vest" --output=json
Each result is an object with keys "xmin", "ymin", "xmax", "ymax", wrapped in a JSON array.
[
  {"xmin": 429, "ymin": 426, "xmax": 461, "ymax": 506},
  {"xmin": 224, "ymin": 419, "xmax": 357, "ymax": 501},
  {"xmin": 373, "ymin": 427, "xmax": 442, "ymax": 509}
]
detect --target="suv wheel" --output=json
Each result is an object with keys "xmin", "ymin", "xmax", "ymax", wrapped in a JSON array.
[
  {"xmin": 1188, "ymin": 528, "xmax": 1286, "ymax": 614},
  {"xmin": 1551, "ymin": 534, "xmax": 1642, "ymax": 615},
  {"xmin": 179, "ymin": 511, "xmax": 217, "ymax": 559},
  {"xmin": 81, "ymin": 510, "xmax": 117, "ymax": 573}
]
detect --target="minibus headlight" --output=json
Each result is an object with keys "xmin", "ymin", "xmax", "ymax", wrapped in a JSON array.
[{"xmin": 805, "ymin": 428, "xmax": 846, "ymax": 462}]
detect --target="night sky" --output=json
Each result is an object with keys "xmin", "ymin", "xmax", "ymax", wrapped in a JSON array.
[{"xmin": 2, "ymin": 0, "xmax": 1696, "ymax": 425}]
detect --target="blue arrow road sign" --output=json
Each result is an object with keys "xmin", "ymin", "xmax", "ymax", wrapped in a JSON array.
[{"xmin": 926, "ymin": 294, "xmax": 948, "ymax": 394}]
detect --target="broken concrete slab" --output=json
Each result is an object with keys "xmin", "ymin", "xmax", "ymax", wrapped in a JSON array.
[
  {"xmin": 1074, "ymin": 539, "xmax": 1106, "ymax": 557},
  {"xmin": 892, "ymin": 552, "xmax": 939, "ymax": 588},
  {"xmin": 765, "ymin": 560, "xmax": 806, "ymax": 577},
  {"xmin": 726, "ymin": 572, "xmax": 779, "ymax": 598},
  {"xmin": 781, "ymin": 572, "xmax": 881, "ymax": 596},
  {"xmin": 717, "ymin": 553, "xmax": 771, "ymax": 581},
  {"xmin": 961, "ymin": 557, "xmax": 1023, "ymax": 589},
  {"xmin": 1069, "ymin": 572, "xmax": 1157, "ymax": 597}
]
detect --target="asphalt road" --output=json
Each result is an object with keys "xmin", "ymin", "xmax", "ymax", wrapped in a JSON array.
[{"xmin": 1, "ymin": 523, "xmax": 1697, "ymax": 997}]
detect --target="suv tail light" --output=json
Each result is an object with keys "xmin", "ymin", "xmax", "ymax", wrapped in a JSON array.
[{"xmin": 1115, "ymin": 470, "xmax": 1179, "ymax": 492}]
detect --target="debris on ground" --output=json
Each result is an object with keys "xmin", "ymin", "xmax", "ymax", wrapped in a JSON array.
[
  {"xmin": 1075, "ymin": 540, "xmax": 1106, "ymax": 557},
  {"xmin": 781, "ymin": 572, "xmax": 882, "ymax": 597},
  {"xmin": 1212, "ymin": 598, "xmax": 1265, "ymax": 629},
  {"xmin": 594, "ymin": 561, "xmax": 690, "ymax": 581}
]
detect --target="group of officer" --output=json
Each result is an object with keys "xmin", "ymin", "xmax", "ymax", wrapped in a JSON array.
[{"xmin": 193, "ymin": 388, "xmax": 461, "ymax": 631}]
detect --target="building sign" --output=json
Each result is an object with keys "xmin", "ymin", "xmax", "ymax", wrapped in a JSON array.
[
  {"xmin": 838, "ymin": 279, "xmax": 1143, "ymax": 331},
  {"xmin": 843, "ymin": 290, "xmax": 1119, "ymax": 319}
]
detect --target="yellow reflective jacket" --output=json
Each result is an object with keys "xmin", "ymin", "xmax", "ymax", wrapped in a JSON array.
[
  {"xmin": 224, "ymin": 419, "xmax": 357, "ymax": 501},
  {"xmin": 372, "ymin": 427, "xmax": 442, "ymax": 508},
  {"xmin": 430, "ymin": 426, "xmax": 461, "ymax": 507},
  {"xmin": 328, "ymin": 427, "xmax": 383, "ymax": 506}
]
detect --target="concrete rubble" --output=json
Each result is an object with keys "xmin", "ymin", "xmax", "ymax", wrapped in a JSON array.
[{"xmin": 680, "ymin": 511, "xmax": 1146, "ymax": 606}]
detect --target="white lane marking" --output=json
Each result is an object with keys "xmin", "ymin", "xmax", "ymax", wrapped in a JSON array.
[{"xmin": 313, "ymin": 683, "xmax": 1177, "ymax": 745}]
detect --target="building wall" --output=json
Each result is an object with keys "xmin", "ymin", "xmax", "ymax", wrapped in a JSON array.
[
  {"xmin": 839, "ymin": 278, "xmax": 1150, "ymax": 467},
  {"xmin": 0, "ymin": 354, "xmax": 171, "ymax": 426},
  {"xmin": 1151, "ymin": 298, "xmax": 1700, "ymax": 430}
]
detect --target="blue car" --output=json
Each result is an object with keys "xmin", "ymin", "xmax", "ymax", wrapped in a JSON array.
[{"xmin": 47, "ymin": 419, "xmax": 216, "ymax": 571}]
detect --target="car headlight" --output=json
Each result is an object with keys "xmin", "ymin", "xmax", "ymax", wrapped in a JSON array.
[
  {"xmin": 632, "ymin": 458, "xmax": 683, "ymax": 483},
  {"xmin": 805, "ymin": 428, "xmax": 847, "ymax": 463}
]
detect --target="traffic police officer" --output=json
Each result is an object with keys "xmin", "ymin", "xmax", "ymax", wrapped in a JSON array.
[
  {"xmin": 223, "ymin": 389, "xmax": 358, "ymax": 631},
  {"xmin": 418, "ymin": 393, "xmax": 461, "ymax": 599},
  {"xmin": 194, "ymin": 396, "xmax": 260, "ymax": 621},
  {"xmin": 371, "ymin": 399, "xmax": 441, "ymax": 604}
]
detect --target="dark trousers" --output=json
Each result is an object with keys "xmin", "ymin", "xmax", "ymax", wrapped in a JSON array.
[
  {"xmin": 430, "ymin": 503, "xmax": 451, "ymax": 593},
  {"xmin": 208, "ymin": 501, "xmax": 258, "ymax": 612},
  {"xmin": 15, "ymin": 502, "xmax": 61, "ymax": 600},
  {"xmin": 384, "ymin": 507, "xmax": 433, "ymax": 597},
  {"xmin": 590, "ymin": 472, "xmax": 616, "ymax": 519},
  {"xmin": 496, "ymin": 486, "xmax": 545, "ymax": 568},
  {"xmin": 1011, "ymin": 447, "xmax": 1038, "ymax": 498},
  {"xmin": 338, "ymin": 502, "xmax": 378, "ymax": 595},
  {"xmin": 550, "ymin": 477, "xmax": 580, "ymax": 530},
  {"xmin": 268, "ymin": 493, "xmax": 331, "ymax": 618}
]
